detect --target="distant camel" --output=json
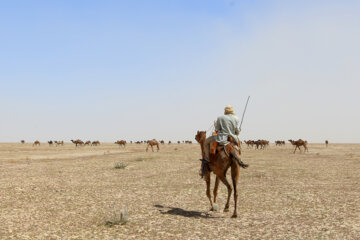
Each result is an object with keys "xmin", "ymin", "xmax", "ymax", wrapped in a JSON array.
[
  {"xmin": 325, "ymin": 140, "xmax": 329, "ymax": 148},
  {"xmin": 195, "ymin": 130, "xmax": 248, "ymax": 218},
  {"xmin": 55, "ymin": 141, "xmax": 64, "ymax": 146},
  {"xmin": 288, "ymin": 139, "xmax": 308, "ymax": 153},
  {"xmin": 115, "ymin": 140, "xmax": 126, "ymax": 147},
  {"xmin": 275, "ymin": 140, "xmax": 285, "ymax": 146},
  {"xmin": 146, "ymin": 140, "xmax": 159, "ymax": 152},
  {"xmin": 177, "ymin": 141, "xmax": 181, "ymax": 144},
  {"xmin": 91, "ymin": 141, "xmax": 100, "ymax": 146},
  {"xmin": 48, "ymin": 141, "xmax": 53, "ymax": 146},
  {"xmin": 84, "ymin": 141, "xmax": 91, "ymax": 146},
  {"xmin": 71, "ymin": 139, "xmax": 84, "ymax": 147},
  {"xmin": 33, "ymin": 140, "xmax": 40, "ymax": 146},
  {"xmin": 168, "ymin": 141, "xmax": 171, "ymax": 144},
  {"xmin": 21, "ymin": 140, "xmax": 25, "ymax": 144},
  {"xmin": 160, "ymin": 140, "xmax": 165, "ymax": 144},
  {"xmin": 244, "ymin": 140, "xmax": 254, "ymax": 148},
  {"xmin": 253, "ymin": 140, "xmax": 269, "ymax": 149}
]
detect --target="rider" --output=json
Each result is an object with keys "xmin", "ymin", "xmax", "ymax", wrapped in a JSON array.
[{"xmin": 203, "ymin": 105, "xmax": 248, "ymax": 168}]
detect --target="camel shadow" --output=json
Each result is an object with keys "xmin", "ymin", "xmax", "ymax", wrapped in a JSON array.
[{"xmin": 154, "ymin": 204, "xmax": 220, "ymax": 219}]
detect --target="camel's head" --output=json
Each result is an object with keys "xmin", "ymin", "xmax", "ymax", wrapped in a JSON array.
[{"xmin": 195, "ymin": 131, "xmax": 206, "ymax": 143}]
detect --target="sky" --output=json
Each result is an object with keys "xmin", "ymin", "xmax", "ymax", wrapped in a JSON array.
[{"xmin": 1, "ymin": 0, "xmax": 360, "ymax": 143}]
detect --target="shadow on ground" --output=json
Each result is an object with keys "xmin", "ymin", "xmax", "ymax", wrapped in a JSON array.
[{"xmin": 154, "ymin": 204, "xmax": 220, "ymax": 219}]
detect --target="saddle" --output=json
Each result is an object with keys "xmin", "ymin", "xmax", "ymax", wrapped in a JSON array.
[
  {"xmin": 200, "ymin": 136, "xmax": 243, "ymax": 178},
  {"xmin": 211, "ymin": 135, "xmax": 241, "ymax": 156}
]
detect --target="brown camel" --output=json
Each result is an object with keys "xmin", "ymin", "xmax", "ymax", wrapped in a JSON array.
[
  {"xmin": 21, "ymin": 140, "xmax": 25, "ymax": 144},
  {"xmin": 146, "ymin": 140, "xmax": 160, "ymax": 152},
  {"xmin": 33, "ymin": 140, "xmax": 40, "ymax": 146},
  {"xmin": 71, "ymin": 139, "xmax": 84, "ymax": 147},
  {"xmin": 48, "ymin": 141, "xmax": 53, "ymax": 146},
  {"xmin": 115, "ymin": 140, "xmax": 126, "ymax": 147},
  {"xmin": 195, "ymin": 130, "xmax": 247, "ymax": 218},
  {"xmin": 325, "ymin": 140, "xmax": 329, "ymax": 148},
  {"xmin": 92, "ymin": 141, "xmax": 100, "ymax": 146},
  {"xmin": 244, "ymin": 140, "xmax": 254, "ymax": 148},
  {"xmin": 288, "ymin": 139, "xmax": 308, "ymax": 153}
]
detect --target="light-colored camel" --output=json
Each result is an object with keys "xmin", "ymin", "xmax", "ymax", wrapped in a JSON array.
[{"xmin": 55, "ymin": 141, "xmax": 64, "ymax": 146}]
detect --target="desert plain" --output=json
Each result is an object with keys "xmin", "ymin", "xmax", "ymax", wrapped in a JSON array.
[{"xmin": 0, "ymin": 142, "xmax": 359, "ymax": 239}]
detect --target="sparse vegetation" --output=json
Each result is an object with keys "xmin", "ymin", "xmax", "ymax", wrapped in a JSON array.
[
  {"xmin": 0, "ymin": 143, "xmax": 359, "ymax": 239},
  {"xmin": 114, "ymin": 162, "xmax": 127, "ymax": 169}
]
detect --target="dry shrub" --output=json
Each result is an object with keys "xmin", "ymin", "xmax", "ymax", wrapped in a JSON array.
[
  {"xmin": 104, "ymin": 204, "xmax": 128, "ymax": 227},
  {"xmin": 114, "ymin": 162, "xmax": 127, "ymax": 169}
]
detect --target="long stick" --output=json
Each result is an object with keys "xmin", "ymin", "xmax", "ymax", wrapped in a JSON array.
[{"xmin": 239, "ymin": 96, "xmax": 250, "ymax": 129}]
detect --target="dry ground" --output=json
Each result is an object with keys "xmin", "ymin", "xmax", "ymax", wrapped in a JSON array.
[{"xmin": 0, "ymin": 142, "xmax": 359, "ymax": 239}]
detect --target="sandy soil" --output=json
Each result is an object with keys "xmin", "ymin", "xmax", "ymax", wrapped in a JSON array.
[{"xmin": 0, "ymin": 142, "xmax": 359, "ymax": 239}]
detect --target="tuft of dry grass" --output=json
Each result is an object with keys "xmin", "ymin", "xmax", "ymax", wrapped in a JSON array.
[{"xmin": 114, "ymin": 162, "xmax": 127, "ymax": 169}]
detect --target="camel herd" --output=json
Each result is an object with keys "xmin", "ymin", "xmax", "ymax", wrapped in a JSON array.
[
  {"xmin": 23, "ymin": 138, "xmax": 330, "ymax": 154},
  {"xmin": 244, "ymin": 140, "xmax": 270, "ymax": 149}
]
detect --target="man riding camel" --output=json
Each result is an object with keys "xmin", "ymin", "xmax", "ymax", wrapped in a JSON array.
[{"xmin": 202, "ymin": 105, "xmax": 248, "ymax": 168}]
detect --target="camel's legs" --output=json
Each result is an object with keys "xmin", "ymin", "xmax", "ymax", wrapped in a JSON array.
[
  {"xmin": 213, "ymin": 176, "xmax": 220, "ymax": 205},
  {"xmin": 151, "ymin": 145, "xmax": 154, "ymax": 152},
  {"xmin": 218, "ymin": 174, "xmax": 232, "ymax": 212},
  {"xmin": 293, "ymin": 146, "xmax": 299, "ymax": 154},
  {"xmin": 146, "ymin": 144, "xmax": 149, "ymax": 152},
  {"xmin": 231, "ymin": 163, "xmax": 240, "ymax": 218},
  {"xmin": 205, "ymin": 172, "xmax": 214, "ymax": 211}
]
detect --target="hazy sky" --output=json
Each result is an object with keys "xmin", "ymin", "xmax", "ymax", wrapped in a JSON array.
[{"xmin": 1, "ymin": 0, "xmax": 359, "ymax": 143}]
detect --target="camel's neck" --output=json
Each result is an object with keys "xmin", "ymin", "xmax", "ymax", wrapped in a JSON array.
[{"xmin": 199, "ymin": 138, "xmax": 205, "ymax": 158}]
